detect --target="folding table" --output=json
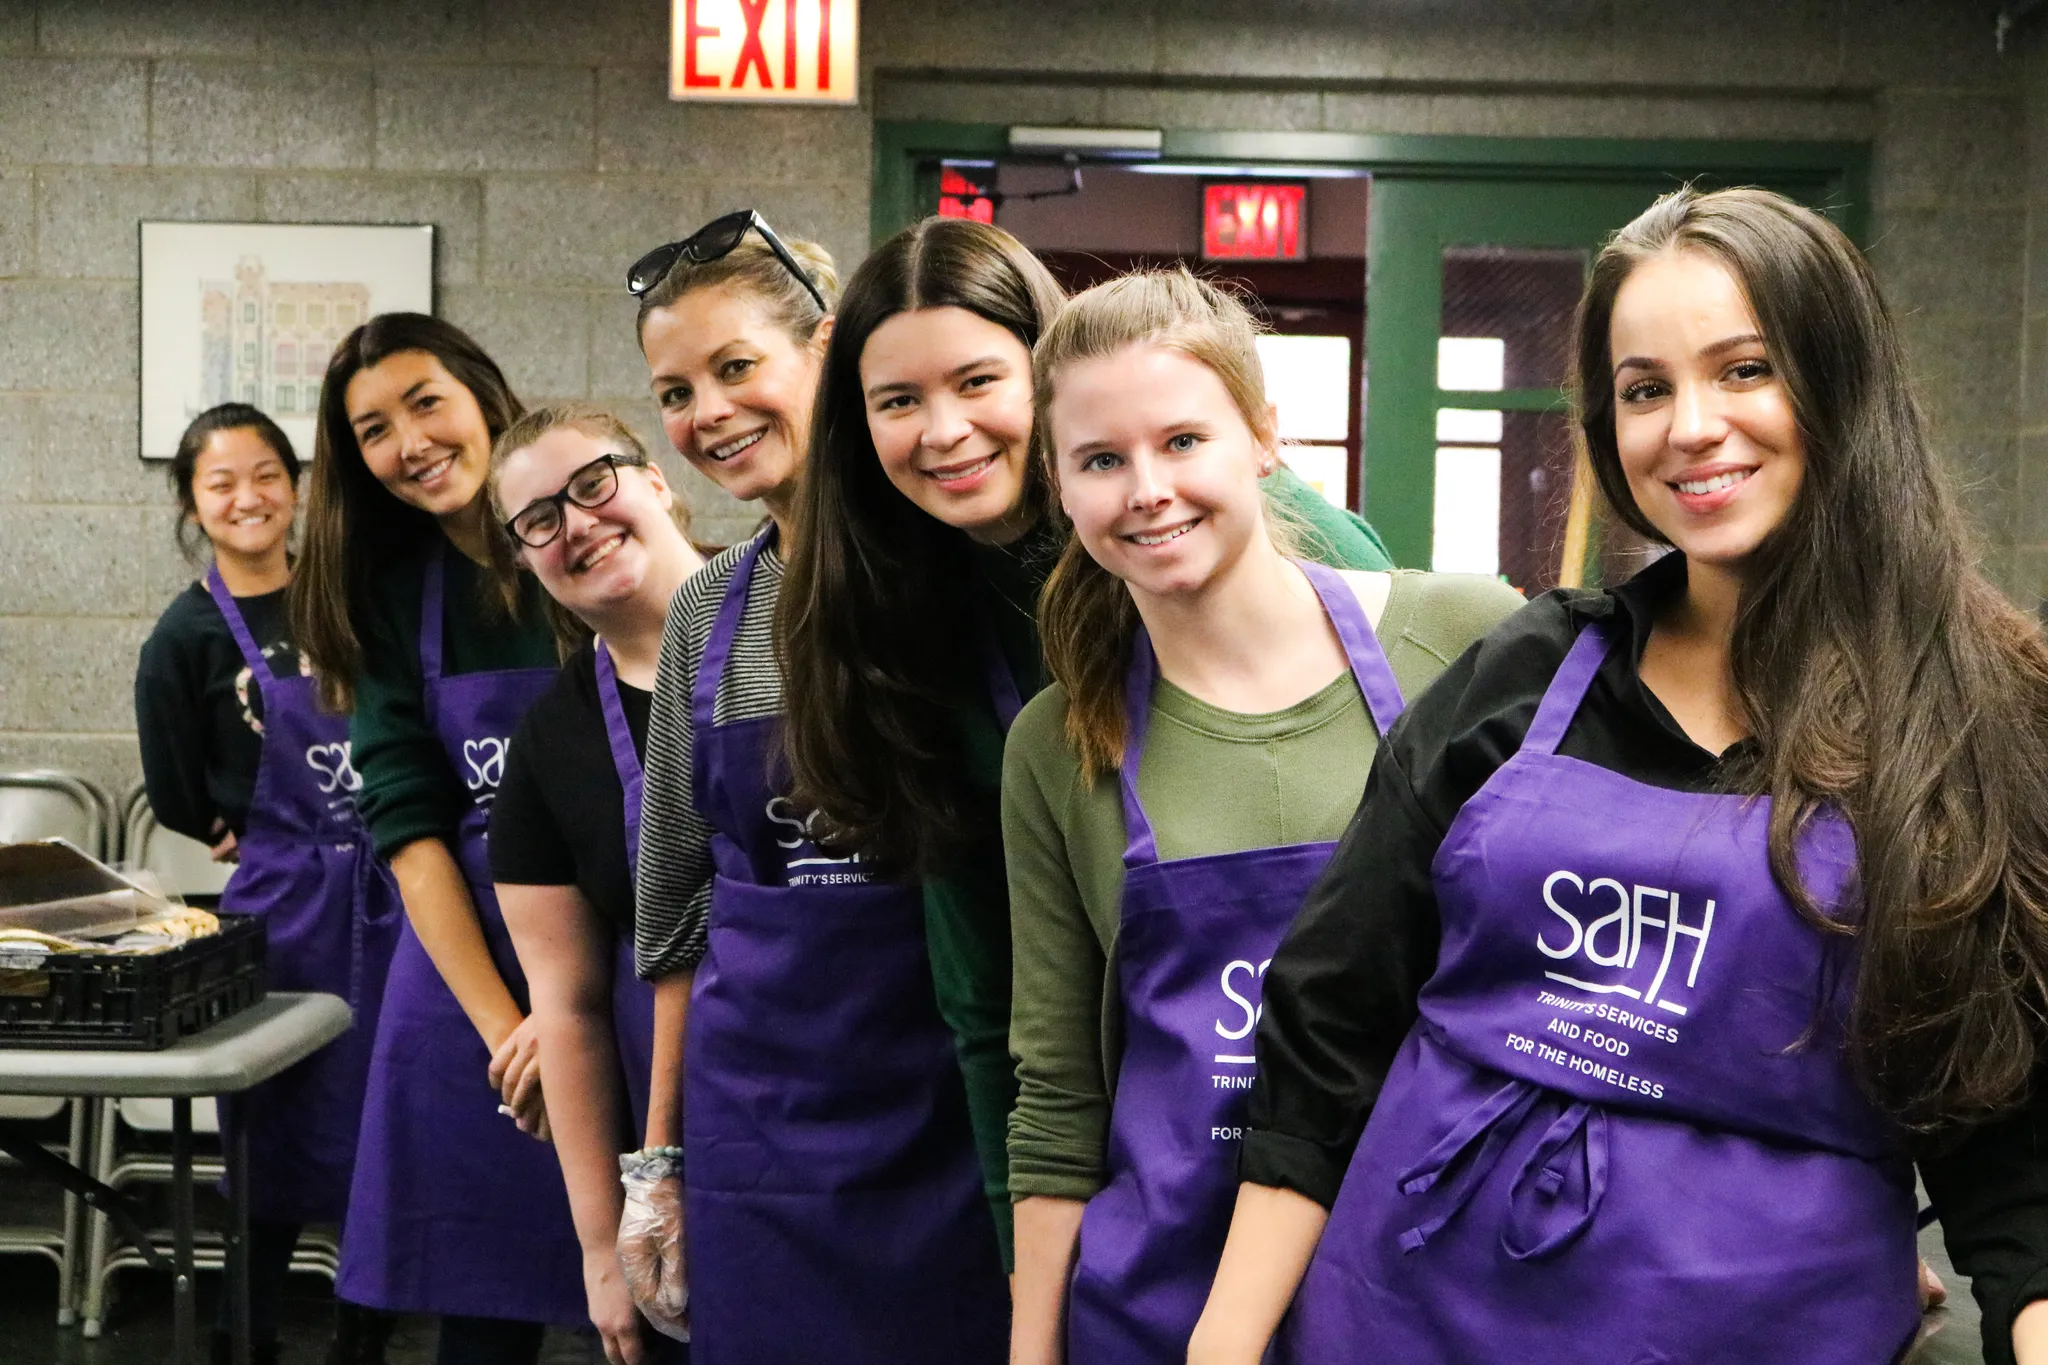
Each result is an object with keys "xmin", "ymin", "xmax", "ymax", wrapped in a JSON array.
[{"xmin": 0, "ymin": 992, "xmax": 351, "ymax": 1365}]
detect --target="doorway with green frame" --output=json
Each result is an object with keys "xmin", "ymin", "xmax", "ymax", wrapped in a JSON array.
[{"xmin": 871, "ymin": 122, "xmax": 1867, "ymax": 590}]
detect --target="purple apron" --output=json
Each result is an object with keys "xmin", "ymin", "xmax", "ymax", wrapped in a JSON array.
[
  {"xmin": 337, "ymin": 546, "xmax": 586, "ymax": 1323},
  {"xmin": 1282, "ymin": 621, "xmax": 1919, "ymax": 1364},
  {"xmin": 593, "ymin": 640, "xmax": 658, "ymax": 1134},
  {"xmin": 682, "ymin": 531, "xmax": 1008, "ymax": 1364},
  {"xmin": 1067, "ymin": 561, "xmax": 1403, "ymax": 1362},
  {"xmin": 206, "ymin": 569, "xmax": 403, "ymax": 1225},
  {"xmin": 974, "ymin": 595, "xmax": 1025, "ymax": 731}
]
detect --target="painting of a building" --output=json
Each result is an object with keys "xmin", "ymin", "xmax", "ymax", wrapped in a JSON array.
[
  {"xmin": 196, "ymin": 259, "xmax": 370, "ymax": 418},
  {"xmin": 142, "ymin": 221, "xmax": 433, "ymax": 458}
]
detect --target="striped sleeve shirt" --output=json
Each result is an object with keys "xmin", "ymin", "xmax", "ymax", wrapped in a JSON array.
[{"xmin": 633, "ymin": 533, "xmax": 784, "ymax": 979}]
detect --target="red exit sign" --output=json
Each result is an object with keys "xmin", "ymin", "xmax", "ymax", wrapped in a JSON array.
[
  {"xmin": 671, "ymin": 0, "xmax": 858, "ymax": 104},
  {"xmin": 1203, "ymin": 183, "xmax": 1308, "ymax": 261}
]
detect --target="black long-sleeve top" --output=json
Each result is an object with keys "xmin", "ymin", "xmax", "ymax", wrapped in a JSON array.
[
  {"xmin": 134, "ymin": 581, "xmax": 297, "ymax": 843},
  {"xmin": 1245, "ymin": 551, "xmax": 2048, "ymax": 1364},
  {"xmin": 488, "ymin": 641, "xmax": 651, "ymax": 930}
]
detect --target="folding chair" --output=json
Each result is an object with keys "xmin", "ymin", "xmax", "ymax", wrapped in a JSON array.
[
  {"xmin": 0, "ymin": 768, "xmax": 112, "ymax": 860},
  {"xmin": 120, "ymin": 783, "xmax": 232, "ymax": 903},
  {"xmin": 79, "ymin": 789, "xmax": 337, "ymax": 1337},
  {"xmin": 0, "ymin": 768, "xmax": 120, "ymax": 1324}
]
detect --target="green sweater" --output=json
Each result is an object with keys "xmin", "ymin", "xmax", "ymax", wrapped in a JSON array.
[
  {"xmin": 926, "ymin": 467, "xmax": 1396, "ymax": 1265},
  {"xmin": 352, "ymin": 543, "xmax": 557, "ymax": 859},
  {"xmin": 1002, "ymin": 570, "xmax": 1526, "ymax": 1200}
]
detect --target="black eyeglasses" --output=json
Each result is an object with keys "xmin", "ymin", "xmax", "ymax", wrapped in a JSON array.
[
  {"xmin": 626, "ymin": 208, "xmax": 828, "ymax": 314},
  {"xmin": 503, "ymin": 453, "xmax": 639, "ymax": 549}
]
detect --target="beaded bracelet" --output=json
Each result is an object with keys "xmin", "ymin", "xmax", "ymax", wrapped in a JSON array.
[{"xmin": 619, "ymin": 1146, "xmax": 684, "ymax": 1179}]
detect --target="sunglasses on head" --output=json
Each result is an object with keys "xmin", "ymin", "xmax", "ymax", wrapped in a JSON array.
[{"xmin": 626, "ymin": 208, "xmax": 828, "ymax": 314}]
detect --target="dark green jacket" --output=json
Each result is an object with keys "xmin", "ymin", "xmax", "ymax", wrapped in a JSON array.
[{"xmin": 351, "ymin": 543, "xmax": 557, "ymax": 859}]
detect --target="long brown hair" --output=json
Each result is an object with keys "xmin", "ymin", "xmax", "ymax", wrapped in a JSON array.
[
  {"xmin": 1034, "ymin": 268, "xmax": 1284, "ymax": 782},
  {"xmin": 776, "ymin": 217, "xmax": 1067, "ymax": 874},
  {"xmin": 483, "ymin": 402, "xmax": 691, "ymax": 658},
  {"xmin": 288, "ymin": 313, "xmax": 525, "ymax": 712},
  {"xmin": 1574, "ymin": 186, "xmax": 2048, "ymax": 1131}
]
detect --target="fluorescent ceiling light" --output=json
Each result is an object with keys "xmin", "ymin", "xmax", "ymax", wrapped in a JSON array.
[
  {"xmin": 1008, "ymin": 125, "xmax": 1163, "ymax": 157},
  {"xmin": 1126, "ymin": 162, "xmax": 1369, "ymax": 179}
]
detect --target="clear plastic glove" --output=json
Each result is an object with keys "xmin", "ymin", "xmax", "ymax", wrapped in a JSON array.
[{"xmin": 618, "ymin": 1154, "xmax": 688, "ymax": 1343}]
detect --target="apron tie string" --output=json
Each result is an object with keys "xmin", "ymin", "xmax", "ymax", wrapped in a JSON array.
[
  {"xmin": 1395, "ymin": 1078, "xmax": 1540, "ymax": 1253},
  {"xmin": 1501, "ymin": 1101, "xmax": 1608, "ymax": 1261},
  {"xmin": 350, "ymin": 840, "xmax": 401, "ymax": 1016},
  {"xmin": 1395, "ymin": 1078, "xmax": 1610, "ymax": 1259}
]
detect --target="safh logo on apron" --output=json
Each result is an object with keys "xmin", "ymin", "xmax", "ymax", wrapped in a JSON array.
[
  {"xmin": 304, "ymin": 741, "xmax": 362, "ymax": 794},
  {"xmin": 764, "ymin": 795, "xmax": 867, "ymax": 886},
  {"xmin": 1535, "ymin": 870, "xmax": 1714, "ymax": 1018},
  {"xmin": 1213, "ymin": 957, "xmax": 1271, "ymax": 1061},
  {"xmin": 462, "ymin": 737, "xmax": 511, "ymax": 791}
]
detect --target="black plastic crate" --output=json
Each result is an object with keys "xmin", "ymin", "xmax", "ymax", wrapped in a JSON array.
[{"xmin": 0, "ymin": 913, "xmax": 267, "ymax": 1050}]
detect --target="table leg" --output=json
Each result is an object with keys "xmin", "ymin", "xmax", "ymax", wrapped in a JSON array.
[
  {"xmin": 56, "ymin": 1096, "xmax": 87, "ymax": 1326},
  {"xmin": 224, "ymin": 1096, "xmax": 251, "ymax": 1365},
  {"xmin": 171, "ymin": 1097, "xmax": 196, "ymax": 1365},
  {"xmin": 0, "ymin": 1117, "xmax": 173, "ymax": 1277}
]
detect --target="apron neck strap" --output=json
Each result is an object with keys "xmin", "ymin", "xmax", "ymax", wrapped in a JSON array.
[
  {"xmin": 1297, "ymin": 560, "xmax": 1404, "ymax": 736},
  {"xmin": 973, "ymin": 593, "xmax": 1025, "ymax": 733},
  {"xmin": 1118, "ymin": 628, "xmax": 1164, "ymax": 867},
  {"xmin": 594, "ymin": 639, "xmax": 647, "ymax": 873},
  {"xmin": 1117, "ymin": 561, "xmax": 1409, "ymax": 870},
  {"xmin": 692, "ymin": 527, "xmax": 771, "ymax": 813},
  {"xmin": 1522, "ymin": 621, "xmax": 1614, "ymax": 757},
  {"xmin": 419, "ymin": 541, "xmax": 449, "ymax": 683},
  {"xmin": 203, "ymin": 564, "xmax": 269, "ymax": 677}
]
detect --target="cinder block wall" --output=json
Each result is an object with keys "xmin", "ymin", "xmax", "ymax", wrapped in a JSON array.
[
  {"xmin": 0, "ymin": 0, "xmax": 2031, "ymax": 797},
  {"xmin": 2023, "ymin": 23, "xmax": 2048, "ymax": 618}
]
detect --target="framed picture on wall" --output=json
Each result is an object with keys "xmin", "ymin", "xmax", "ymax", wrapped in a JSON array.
[{"xmin": 138, "ymin": 221, "xmax": 436, "ymax": 460}]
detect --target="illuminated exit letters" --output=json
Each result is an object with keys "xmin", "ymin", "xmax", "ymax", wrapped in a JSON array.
[
  {"xmin": 1202, "ymin": 183, "xmax": 1308, "ymax": 262},
  {"xmin": 670, "ymin": 0, "xmax": 859, "ymax": 104}
]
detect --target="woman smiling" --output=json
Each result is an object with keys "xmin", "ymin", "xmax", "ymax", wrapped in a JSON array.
[
  {"xmin": 622, "ymin": 214, "xmax": 1015, "ymax": 1363},
  {"xmin": 1191, "ymin": 187, "xmax": 2048, "ymax": 1365},
  {"xmin": 136, "ymin": 404, "xmax": 403, "ymax": 1365},
  {"xmin": 485, "ymin": 405, "xmax": 703, "ymax": 1365},
  {"xmin": 291, "ymin": 314, "xmax": 583, "ymax": 1365},
  {"xmin": 775, "ymin": 218, "xmax": 1397, "ymax": 1265},
  {"xmin": 1002, "ymin": 272, "xmax": 1520, "ymax": 1364}
]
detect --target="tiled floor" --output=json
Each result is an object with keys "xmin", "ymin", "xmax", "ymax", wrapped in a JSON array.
[
  {"xmin": 1913, "ymin": 1216, "xmax": 1988, "ymax": 1364},
  {"xmin": 0, "ymin": 1260, "xmax": 597, "ymax": 1365},
  {"xmin": 0, "ymin": 1216, "xmax": 1994, "ymax": 1364}
]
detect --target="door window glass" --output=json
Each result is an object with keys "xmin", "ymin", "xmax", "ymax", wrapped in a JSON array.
[
  {"xmin": 1436, "ymin": 336, "xmax": 1503, "ymax": 391},
  {"xmin": 1258, "ymin": 333, "xmax": 1353, "ymax": 508},
  {"xmin": 1441, "ymin": 246, "xmax": 1583, "ymax": 389},
  {"xmin": 1432, "ymin": 445, "xmax": 1499, "ymax": 575},
  {"xmin": 1435, "ymin": 408, "xmax": 1501, "ymax": 444},
  {"xmin": 1433, "ymin": 244, "xmax": 1587, "ymax": 591},
  {"xmin": 1259, "ymin": 334, "xmax": 1350, "ymax": 441}
]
